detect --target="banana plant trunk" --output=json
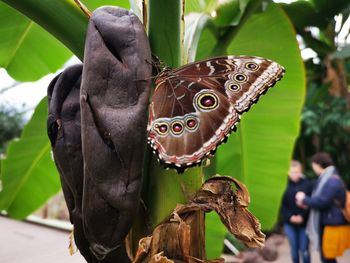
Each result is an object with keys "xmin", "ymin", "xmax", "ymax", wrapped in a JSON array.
[{"xmin": 145, "ymin": 0, "xmax": 206, "ymax": 259}]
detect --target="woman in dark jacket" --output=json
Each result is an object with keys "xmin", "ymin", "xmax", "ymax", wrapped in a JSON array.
[
  {"xmin": 296, "ymin": 152, "xmax": 348, "ymax": 263},
  {"xmin": 281, "ymin": 160, "xmax": 312, "ymax": 263}
]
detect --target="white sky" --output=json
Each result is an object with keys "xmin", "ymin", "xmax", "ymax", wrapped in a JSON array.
[
  {"xmin": 0, "ymin": 69, "xmax": 53, "ymax": 110},
  {"xmin": 0, "ymin": 57, "xmax": 80, "ymax": 119}
]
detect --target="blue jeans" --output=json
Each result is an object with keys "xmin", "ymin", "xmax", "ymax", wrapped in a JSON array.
[{"xmin": 284, "ymin": 223, "xmax": 311, "ymax": 263}]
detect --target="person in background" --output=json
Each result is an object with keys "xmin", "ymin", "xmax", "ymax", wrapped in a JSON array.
[
  {"xmin": 281, "ymin": 160, "xmax": 312, "ymax": 263},
  {"xmin": 296, "ymin": 152, "xmax": 350, "ymax": 263}
]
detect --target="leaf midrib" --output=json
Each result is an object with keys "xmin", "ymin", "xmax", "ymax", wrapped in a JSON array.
[
  {"xmin": 4, "ymin": 20, "xmax": 33, "ymax": 68},
  {"xmin": 6, "ymin": 142, "xmax": 51, "ymax": 209}
]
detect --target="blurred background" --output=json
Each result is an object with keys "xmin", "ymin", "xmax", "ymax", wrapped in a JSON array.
[{"xmin": 0, "ymin": 0, "xmax": 350, "ymax": 262}]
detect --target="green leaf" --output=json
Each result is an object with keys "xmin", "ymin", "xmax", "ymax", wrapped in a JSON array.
[
  {"xmin": 185, "ymin": 0, "xmax": 256, "ymax": 61},
  {"xmin": 213, "ymin": 0, "xmax": 250, "ymax": 26},
  {"xmin": 281, "ymin": 0, "xmax": 349, "ymax": 31},
  {"xmin": 0, "ymin": 98, "xmax": 60, "ymax": 219},
  {"xmin": 0, "ymin": 0, "xmax": 130, "ymax": 81},
  {"xmin": 210, "ymin": 0, "xmax": 262, "ymax": 57},
  {"xmin": 280, "ymin": 1, "xmax": 324, "ymax": 30},
  {"xmin": 195, "ymin": 24, "xmax": 218, "ymax": 60},
  {"xmin": 184, "ymin": 13, "xmax": 217, "ymax": 63},
  {"xmin": 216, "ymin": 3, "xmax": 305, "ymax": 230},
  {"xmin": 205, "ymin": 212, "xmax": 226, "ymax": 259},
  {"xmin": 311, "ymin": 0, "xmax": 349, "ymax": 20},
  {"xmin": 148, "ymin": 0, "xmax": 181, "ymax": 67},
  {"xmin": 185, "ymin": 0, "xmax": 217, "ymax": 14},
  {"xmin": 84, "ymin": 0, "xmax": 130, "ymax": 11},
  {"xmin": 185, "ymin": 0, "xmax": 251, "ymax": 27},
  {"xmin": 0, "ymin": 2, "xmax": 72, "ymax": 81}
]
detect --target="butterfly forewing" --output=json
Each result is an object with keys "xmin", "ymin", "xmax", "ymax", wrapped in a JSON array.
[{"xmin": 148, "ymin": 55, "xmax": 285, "ymax": 171}]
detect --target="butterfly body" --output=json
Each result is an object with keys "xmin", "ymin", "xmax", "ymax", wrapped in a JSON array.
[{"xmin": 148, "ymin": 56, "xmax": 285, "ymax": 172}]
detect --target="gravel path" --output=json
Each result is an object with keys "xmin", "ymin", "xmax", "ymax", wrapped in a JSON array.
[
  {"xmin": 0, "ymin": 216, "xmax": 85, "ymax": 263},
  {"xmin": 274, "ymin": 235, "xmax": 350, "ymax": 263}
]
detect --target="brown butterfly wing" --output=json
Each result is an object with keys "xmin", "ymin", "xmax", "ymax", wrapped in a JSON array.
[
  {"xmin": 148, "ymin": 56, "xmax": 285, "ymax": 171},
  {"xmin": 149, "ymin": 78, "xmax": 238, "ymax": 168},
  {"xmin": 174, "ymin": 56, "xmax": 285, "ymax": 112}
]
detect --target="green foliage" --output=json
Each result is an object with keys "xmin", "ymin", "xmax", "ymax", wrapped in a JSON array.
[
  {"xmin": 0, "ymin": 0, "xmax": 130, "ymax": 81},
  {"xmin": 281, "ymin": 0, "xmax": 350, "ymax": 58},
  {"xmin": 0, "ymin": 103, "xmax": 24, "ymax": 153},
  {"xmin": 148, "ymin": 0, "xmax": 181, "ymax": 67},
  {"xmin": 281, "ymin": 0, "xmax": 350, "ymax": 187},
  {"xmin": 0, "ymin": 0, "xmax": 305, "ymax": 258},
  {"xmin": 0, "ymin": 0, "xmax": 130, "ymax": 218},
  {"xmin": 0, "ymin": 99, "xmax": 60, "ymax": 219},
  {"xmin": 214, "ymin": 2, "xmax": 304, "ymax": 230},
  {"xmin": 184, "ymin": 13, "xmax": 215, "ymax": 63},
  {"xmin": 295, "ymin": 84, "xmax": 350, "ymax": 185},
  {"xmin": 184, "ymin": 0, "xmax": 305, "ymax": 255},
  {"xmin": 0, "ymin": 1, "xmax": 71, "ymax": 81},
  {"xmin": 185, "ymin": 0, "xmax": 217, "ymax": 14},
  {"xmin": 205, "ymin": 212, "xmax": 226, "ymax": 258},
  {"xmin": 214, "ymin": 0, "xmax": 250, "ymax": 26},
  {"xmin": 310, "ymin": 0, "xmax": 349, "ymax": 23},
  {"xmin": 280, "ymin": 1, "xmax": 322, "ymax": 30},
  {"xmin": 303, "ymin": 95, "xmax": 350, "ymax": 137},
  {"xmin": 281, "ymin": 0, "xmax": 349, "ymax": 30}
]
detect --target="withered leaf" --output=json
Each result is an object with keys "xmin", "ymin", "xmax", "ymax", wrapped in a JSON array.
[
  {"xmin": 132, "ymin": 176, "xmax": 264, "ymax": 263},
  {"xmin": 133, "ymin": 237, "xmax": 152, "ymax": 263},
  {"xmin": 149, "ymin": 252, "xmax": 175, "ymax": 263},
  {"xmin": 192, "ymin": 176, "xmax": 264, "ymax": 247}
]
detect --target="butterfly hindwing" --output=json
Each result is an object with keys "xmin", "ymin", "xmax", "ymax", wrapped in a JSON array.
[
  {"xmin": 149, "ymin": 79, "xmax": 238, "ymax": 168},
  {"xmin": 148, "ymin": 55, "xmax": 285, "ymax": 171}
]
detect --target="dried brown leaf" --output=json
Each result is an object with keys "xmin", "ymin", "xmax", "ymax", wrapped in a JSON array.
[
  {"xmin": 149, "ymin": 252, "xmax": 174, "ymax": 263},
  {"xmin": 68, "ymin": 230, "xmax": 77, "ymax": 256},
  {"xmin": 191, "ymin": 176, "xmax": 265, "ymax": 247},
  {"xmin": 132, "ymin": 176, "xmax": 265, "ymax": 262},
  {"xmin": 132, "ymin": 237, "xmax": 152, "ymax": 263}
]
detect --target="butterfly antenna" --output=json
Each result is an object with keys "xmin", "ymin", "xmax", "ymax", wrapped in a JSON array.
[
  {"xmin": 150, "ymin": 54, "xmax": 164, "ymax": 76},
  {"xmin": 151, "ymin": 55, "xmax": 173, "ymax": 74},
  {"xmin": 134, "ymin": 60, "xmax": 160, "ymax": 82},
  {"xmin": 151, "ymin": 54, "xmax": 161, "ymax": 66},
  {"xmin": 135, "ymin": 56, "xmax": 172, "ymax": 82}
]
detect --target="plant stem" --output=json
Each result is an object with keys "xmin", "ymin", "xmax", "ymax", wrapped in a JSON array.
[
  {"xmin": 146, "ymin": 0, "xmax": 204, "ymax": 228},
  {"xmin": 148, "ymin": 0, "xmax": 182, "ymax": 68}
]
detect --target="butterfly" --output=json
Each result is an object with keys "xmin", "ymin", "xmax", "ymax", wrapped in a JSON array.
[{"xmin": 147, "ymin": 55, "xmax": 285, "ymax": 172}]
